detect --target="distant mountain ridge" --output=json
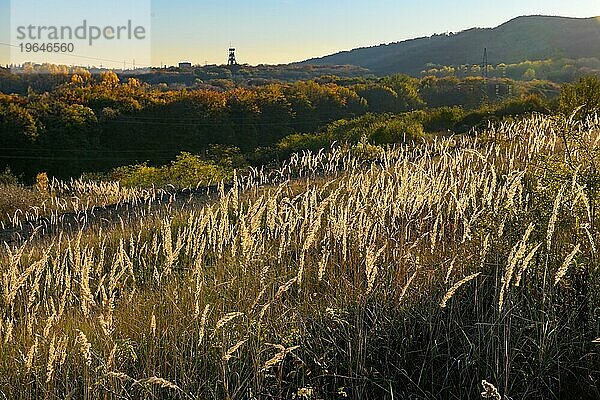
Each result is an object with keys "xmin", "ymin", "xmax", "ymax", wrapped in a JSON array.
[{"xmin": 299, "ymin": 15, "xmax": 600, "ymax": 76}]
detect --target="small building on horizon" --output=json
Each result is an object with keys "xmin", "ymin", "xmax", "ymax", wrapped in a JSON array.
[{"xmin": 178, "ymin": 62, "xmax": 193, "ymax": 69}]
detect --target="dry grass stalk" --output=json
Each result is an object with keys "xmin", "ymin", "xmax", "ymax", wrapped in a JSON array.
[
  {"xmin": 150, "ymin": 313, "xmax": 156, "ymax": 338},
  {"xmin": 546, "ymin": 187, "xmax": 564, "ymax": 251},
  {"xmin": 222, "ymin": 339, "xmax": 248, "ymax": 362},
  {"xmin": 480, "ymin": 380, "xmax": 501, "ymax": 400},
  {"xmin": 261, "ymin": 344, "xmax": 300, "ymax": 372},
  {"xmin": 25, "ymin": 337, "xmax": 38, "ymax": 372},
  {"xmin": 215, "ymin": 312, "xmax": 244, "ymax": 332},
  {"xmin": 400, "ymin": 269, "xmax": 419, "ymax": 301},
  {"xmin": 76, "ymin": 330, "xmax": 92, "ymax": 366},
  {"xmin": 133, "ymin": 376, "xmax": 182, "ymax": 391},
  {"xmin": 198, "ymin": 304, "xmax": 211, "ymax": 346},
  {"xmin": 499, "ymin": 223, "xmax": 535, "ymax": 312},
  {"xmin": 275, "ymin": 277, "xmax": 297, "ymax": 300},
  {"xmin": 554, "ymin": 244, "xmax": 581, "ymax": 286},
  {"xmin": 106, "ymin": 371, "xmax": 134, "ymax": 382},
  {"xmin": 440, "ymin": 273, "xmax": 481, "ymax": 308},
  {"xmin": 365, "ymin": 244, "xmax": 386, "ymax": 294},
  {"xmin": 45, "ymin": 335, "xmax": 57, "ymax": 384},
  {"xmin": 514, "ymin": 243, "xmax": 542, "ymax": 287}
]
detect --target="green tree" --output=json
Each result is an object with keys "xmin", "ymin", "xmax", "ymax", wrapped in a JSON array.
[{"xmin": 523, "ymin": 68, "xmax": 537, "ymax": 81}]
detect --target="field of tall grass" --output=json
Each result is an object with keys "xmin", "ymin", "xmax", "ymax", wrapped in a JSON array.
[{"xmin": 0, "ymin": 114, "xmax": 599, "ymax": 399}]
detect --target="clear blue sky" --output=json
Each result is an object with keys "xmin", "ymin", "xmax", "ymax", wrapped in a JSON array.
[{"xmin": 1, "ymin": 0, "xmax": 600, "ymax": 67}]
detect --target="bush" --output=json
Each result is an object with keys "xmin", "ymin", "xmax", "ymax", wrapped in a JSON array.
[
  {"xmin": 494, "ymin": 94, "xmax": 549, "ymax": 118},
  {"xmin": 454, "ymin": 110, "xmax": 495, "ymax": 133},
  {"xmin": 278, "ymin": 113, "xmax": 426, "ymax": 157},
  {"xmin": 0, "ymin": 167, "xmax": 19, "ymax": 186},
  {"xmin": 368, "ymin": 115, "xmax": 425, "ymax": 144},
  {"xmin": 422, "ymin": 107, "xmax": 466, "ymax": 132},
  {"xmin": 277, "ymin": 133, "xmax": 333, "ymax": 156},
  {"xmin": 205, "ymin": 145, "xmax": 247, "ymax": 170},
  {"xmin": 560, "ymin": 75, "xmax": 600, "ymax": 119},
  {"xmin": 111, "ymin": 152, "xmax": 231, "ymax": 189}
]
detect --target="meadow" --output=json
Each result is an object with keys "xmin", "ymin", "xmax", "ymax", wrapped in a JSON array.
[{"xmin": 0, "ymin": 113, "xmax": 599, "ymax": 399}]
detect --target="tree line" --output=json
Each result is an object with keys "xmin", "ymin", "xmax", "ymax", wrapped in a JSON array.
[{"xmin": 0, "ymin": 71, "xmax": 567, "ymax": 180}]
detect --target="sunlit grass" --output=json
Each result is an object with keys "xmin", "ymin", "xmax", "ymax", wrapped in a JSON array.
[{"xmin": 0, "ymin": 114, "xmax": 599, "ymax": 399}]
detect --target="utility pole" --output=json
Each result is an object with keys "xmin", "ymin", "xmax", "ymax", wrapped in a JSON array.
[{"xmin": 482, "ymin": 48, "xmax": 489, "ymax": 81}]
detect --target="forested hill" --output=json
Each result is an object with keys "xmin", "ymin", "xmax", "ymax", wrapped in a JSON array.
[{"xmin": 299, "ymin": 15, "xmax": 600, "ymax": 76}]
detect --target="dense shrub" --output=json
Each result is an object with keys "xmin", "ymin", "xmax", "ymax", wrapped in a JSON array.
[
  {"xmin": 560, "ymin": 75, "xmax": 600, "ymax": 119},
  {"xmin": 111, "ymin": 152, "xmax": 230, "ymax": 189},
  {"xmin": 278, "ymin": 113, "xmax": 425, "ymax": 156}
]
